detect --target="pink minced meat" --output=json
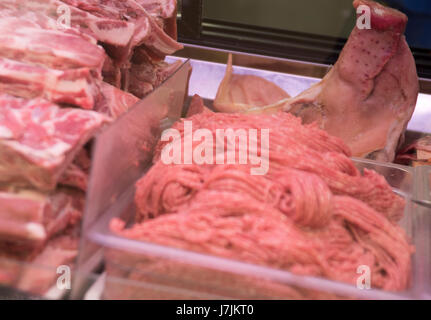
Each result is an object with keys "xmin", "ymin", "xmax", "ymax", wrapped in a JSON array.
[{"xmin": 111, "ymin": 112, "xmax": 413, "ymax": 293}]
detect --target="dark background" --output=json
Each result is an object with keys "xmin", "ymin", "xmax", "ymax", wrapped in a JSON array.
[{"xmin": 178, "ymin": 0, "xmax": 431, "ymax": 78}]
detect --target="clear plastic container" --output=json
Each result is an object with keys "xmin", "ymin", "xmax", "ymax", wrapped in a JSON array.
[
  {"xmin": 76, "ymin": 57, "xmax": 431, "ymax": 300},
  {"xmin": 81, "ymin": 155, "xmax": 430, "ymax": 300}
]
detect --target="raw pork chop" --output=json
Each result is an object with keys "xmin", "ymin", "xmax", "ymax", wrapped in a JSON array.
[
  {"xmin": 0, "ymin": 226, "xmax": 80, "ymax": 295},
  {"xmin": 61, "ymin": 0, "xmax": 183, "ymax": 63},
  {"xmin": 1, "ymin": 0, "xmax": 136, "ymax": 47},
  {"xmin": 16, "ymin": 228, "xmax": 80, "ymax": 295},
  {"xmin": 0, "ymin": 95, "xmax": 107, "ymax": 190},
  {"xmin": 282, "ymin": 0, "xmax": 419, "ymax": 161},
  {"xmin": 0, "ymin": 187, "xmax": 83, "ymax": 245},
  {"xmin": 58, "ymin": 0, "xmax": 183, "ymax": 96},
  {"xmin": 0, "ymin": 58, "xmax": 101, "ymax": 109},
  {"xmin": 0, "ymin": 10, "xmax": 106, "ymax": 71}
]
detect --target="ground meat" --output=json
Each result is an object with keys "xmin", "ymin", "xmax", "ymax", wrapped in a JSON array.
[
  {"xmin": 148, "ymin": 112, "xmax": 404, "ymax": 222},
  {"xmin": 111, "ymin": 112, "xmax": 413, "ymax": 297}
]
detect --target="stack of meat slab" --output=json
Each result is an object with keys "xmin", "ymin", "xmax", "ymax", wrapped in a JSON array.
[{"xmin": 0, "ymin": 0, "xmax": 181, "ymax": 295}]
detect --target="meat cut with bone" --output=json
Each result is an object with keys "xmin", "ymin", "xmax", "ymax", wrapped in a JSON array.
[
  {"xmin": 0, "ymin": 15, "xmax": 106, "ymax": 71},
  {"xmin": 0, "ymin": 58, "xmax": 101, "ymax": 109},
  {"xmin": 137, "ymin": 0, "xmax": 177, "ymax": 20},
  {"xmin": 0, "ymin": 95, "xmax": 108, "ymax": 190},
  {"xmin": 0, "ymin": 187, "xmax": 83, "ymax": 245},
  {"xmin": 55, "ymin": 0, "xmax": 183, "ymax": 96},
  {"xmin": 60, "ymin": 0, "xmax": 183, "ymax": 63},
  {"xmin": 0, "ymin": 0, "xmax": 182, "ymax": 294},
  {"xmin": 0, "ymin": 0, "xmax": 136, "ymax": 47},
  {"xmin": 0, "ymin": 225, "xmax": 80, "ymax": 295},
  {"xmin": 136, "ymin": 0, "xmax": 178, "ymax": 38}
]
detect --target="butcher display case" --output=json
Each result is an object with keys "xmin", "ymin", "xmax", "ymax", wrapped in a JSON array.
[
  {"xmin": 80, "ymin": 162, "xmax": 430, "ymax": 299},
  {"xmin": 69, "ymin": 56, "xmax": 431, "ymax": 300},
  {"xmin": 1, "ymin": 0, "xmax": 431, "ymax": 301}
]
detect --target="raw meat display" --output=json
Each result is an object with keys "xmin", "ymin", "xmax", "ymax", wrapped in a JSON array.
[
  {"xmin": 0, "ymin": 0, "xmax": 425, "ymax": 301},
  {"xmin": 56, "ymin": 0, "xmax": 183, "ymax": 97},
  {"xmin": 0, "ymin": 0, "xmax": 182, "ymax": 295},
  {"xmin": 110, "ymin": 110, "xmax": 413, "ymax": 298},
  {"xmin": 137, "ymin": 0, "xmax": 178, "ymax": 39},
  {"xmin": 214, "ymin": 0, "xmax": 419, "ymax": 163}
]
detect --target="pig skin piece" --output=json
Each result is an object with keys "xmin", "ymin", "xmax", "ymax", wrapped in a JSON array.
[
  {"xmin": 239, "ymin": 0, "xmax": 419, "ymax": 162},
  {"xmin": 214, "ymin": 54, "xmax": 291, "ymax": 113},
  {"xmin": 282, "ymin": 0, "xmax": 418, "ymax": 162}
]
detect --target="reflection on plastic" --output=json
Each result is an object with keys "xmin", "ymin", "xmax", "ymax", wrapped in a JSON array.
[
  {"xmin": 72, "ymin": 60, "xmax": 192, "ymax": 297},
  {"xmin": 84, "ymin": 59, "xmax": 191, "ymax": 233}
]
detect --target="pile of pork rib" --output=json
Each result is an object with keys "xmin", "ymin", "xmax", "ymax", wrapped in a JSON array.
[{"xmin": 0, "ymin": 0, "xmax": 181, "ymax": 294}]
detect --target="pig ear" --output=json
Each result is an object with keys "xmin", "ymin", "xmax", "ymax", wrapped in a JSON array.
[
  {"xmin": 213, "ymin": 54, "xmax": 236, "ymax": 112},
  {"xmin": 214, "ymin": 54, "xmax": 291, "ymax": 114}
]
